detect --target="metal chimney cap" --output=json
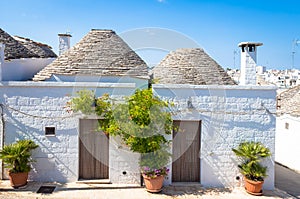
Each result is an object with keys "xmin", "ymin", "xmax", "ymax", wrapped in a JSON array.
[
  {"xmin": 238, "ymin": 42, "xmax": 263, "ymax": 47},
  {"xmin": 58, "ymin": 33, "xmax": 72, "ymax": 37}
]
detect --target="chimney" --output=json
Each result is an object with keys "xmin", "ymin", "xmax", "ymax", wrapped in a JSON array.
[
  {"xmin": 58, "ymin": 33, "xmax": 72, "ymax": 55},
  {"xmin": 0, "ymin": 43, "xmax": 4, "ymax": 62},
  {"xmin": 0, "ymin": 43, "xmax": 5, "ymax": 81},
  {"xmin": 238, "ymin": 42, "xmax": 263, "ymax": 85}
]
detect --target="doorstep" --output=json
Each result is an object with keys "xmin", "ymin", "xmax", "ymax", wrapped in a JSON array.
[
  {"xmin": 171, "ymin": 182, "xmax": 202, "ymax": 187},
  {"xmin": 76, "ymin": 179, "xmax": 111, "ymax": 184}
]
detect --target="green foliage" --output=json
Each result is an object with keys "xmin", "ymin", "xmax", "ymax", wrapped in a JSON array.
[
  {"xmin": 232, "ymin": 141, "xmax": 271, "ymax": 181},
  {"xmin": 0, "ymin": 140, "xmax": 39, "ymax": 173},
  {"xmin": 238, "ymin": 162, "xmax": 267, "ymax": 181},
  {"xmin": 69, "ymin": 88, "xmax": 173, "ymax": 171},
  {"xmin": 67, "ymin": 90, "xmax": 96, "ymax": 114}
]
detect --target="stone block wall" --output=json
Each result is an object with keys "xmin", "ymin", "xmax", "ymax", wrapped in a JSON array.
[
  {"xmin": 0, "ymin": 81, "xmax": 277, "ymax": 188},
  {"xmin": 0, "ymin": 81, "xmax": 137, "ymax": 183},
  {"xmin": 153, "ymin": 84, "xmax": 276, "ymax": 189}
]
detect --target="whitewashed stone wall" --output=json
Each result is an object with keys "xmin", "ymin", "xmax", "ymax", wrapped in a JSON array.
[
  {"xmin": 276, "ymin": 115, "xmax": 300, "ymax": 172},
  {"xmin": 109, "ymin": 137, "xmax": 140, "ymax": 184},
  {"xmin": 153, "ymin": 84, "xmax": 276, "ymax": 190},
  {"xmin": 0, "ymin": 81, "xmax": 138, "ymax": 183}
]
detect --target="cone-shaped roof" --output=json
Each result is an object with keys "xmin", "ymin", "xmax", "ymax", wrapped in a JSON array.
[
  {"xmin": 153, "ymin": 48, "xmax": 236, "ymax": 85},
  {"xmin": 277, "ymin": 85, "xmax": 300, "ymax": 117},
  {"xmin": 33, "ymin": 29, "xmax": 148, "ymax": 81},
  {"xmin": 0, "ymin": 28, "xmax": 56, "ymax": 60},
  {"xmin": 13, "ymin": 36, "xmax": 57, "ymax": 59}
]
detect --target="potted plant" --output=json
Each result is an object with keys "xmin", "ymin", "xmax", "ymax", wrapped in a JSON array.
[
  {"xmin": 139, "ymin": 145, "xmax": 170, "ymax": 192},
  {"xmin": 68, "ymin": 89, "xmax": 173, "ymax": 192},
  {"xmin": 0, "ymin": 139, "xmax": 39, "ymax": 188},
  {"xmin": 232, "ymin": 141, "xmax": 271, "ymax": 196},
  {"xmin": 141, "ymin": 166, "xmax": 169, "ymax": 192}
]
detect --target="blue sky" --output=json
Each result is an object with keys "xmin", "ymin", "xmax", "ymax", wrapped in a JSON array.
[{"xmin": 1, "ymin": 0, "xmax": 300, "ymax": 70}]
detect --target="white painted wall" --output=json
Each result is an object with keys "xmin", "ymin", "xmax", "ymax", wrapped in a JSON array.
[
  {"xmin": 153, "ymin": 84, "xmax": 276, "ymax": 190},
  {"xmin": 0, "ymin": 81, "xmax": 138, "ymax": 183},
  {"xmin": 276, "ymin": 114, "xmax": 300, "ymax": 172},
  {"xmin": 0, "ymin": 81, "xmax": 277, "ymax": 189},
  {"xmin": 2, "ymin": 58, "xmax": 55, "ymax": 81}
]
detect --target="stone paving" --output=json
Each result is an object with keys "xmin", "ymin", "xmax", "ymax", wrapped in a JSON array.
[{"xmin": 0, "ymin": 180, "xmax": 296, "ymax": 199}]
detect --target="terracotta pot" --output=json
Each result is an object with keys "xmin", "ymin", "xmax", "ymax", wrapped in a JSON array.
[
  {"xmin": 8, "ymin": 172, "xmax": 29, "ymax": 188},
  {"xmin": 244, "ymin": 177, "xmax": 264, "ymax": 196},
  {"xmin": 143, "ymin": 175, "xmax": 164, "ymax": 193}
]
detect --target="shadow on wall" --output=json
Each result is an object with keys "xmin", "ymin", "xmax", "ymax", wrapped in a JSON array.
[
  {"xmin": 200, "ymin": 111, "xmax": 275, "ymax": 188},
  {"xmin": 2, "ymin": 108, "xmax": 76, "ymax": 183}
]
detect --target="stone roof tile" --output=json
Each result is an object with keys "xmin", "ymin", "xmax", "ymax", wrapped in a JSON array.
[
  {"xmin": 277, "ymin": 85, "xmax": 300, "ymax": 117},
  {"xmin": 153, "ymin": 48, "xmax": 236, "ymax": 85},
  {"xmin": 13, "ymin": 36, "xmax": 57, "ymax": 58},
  {"xmin": 33, "ymin": 29, "xmax": 148, "ymax": 81},
  {"xmin": 0, "ymin": 28, "xmax": 56, "ymax": 60}
]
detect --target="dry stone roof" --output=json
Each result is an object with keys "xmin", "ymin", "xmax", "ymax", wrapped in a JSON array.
[
  {"xmin": 0, "ymin": 28, "xmax": 56, "ymax": 60},
  {"xmin": 33, "ymin": 29, "xmax": 148, "ymax": 81},
  {"xmin": 152, "ymin": 48, "xmax": 236, "ymax": 85},
  {"xmin": 13, "ymin": 36, "xmax": 57, "ymax": 58},
  {"xmin": 277, "ymin": 85, "xmax": 300, "ymax": 117}
]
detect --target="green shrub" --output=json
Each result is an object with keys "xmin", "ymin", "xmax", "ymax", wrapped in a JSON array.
[
  {"xmin": 0, "ymin": 140, "xmax": 39, "ymax": 173},
  {"xmin": 232, "ymin": 141, "xmax": 271, "ymax": 181}
]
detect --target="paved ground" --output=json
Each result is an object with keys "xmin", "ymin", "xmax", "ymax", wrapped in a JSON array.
[
  {"xmin": 275, "ymin": 163, "xmax": 300, "ymax": 199},
  {"xmin": 0, "ymin": 180, "xmax": 296, "ymax": 199}
]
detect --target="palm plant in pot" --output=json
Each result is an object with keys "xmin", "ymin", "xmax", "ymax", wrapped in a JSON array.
[
  {"xmin": 232, "ymin": 141, "xmax": 271, "ymax": 196},
  {"xmin": 68, "ymin": 88, "xmax": 173, "ymax": 193},
  {"xmin": 0, "ymin": 139, "xmax": 39, "ymax": 188}
]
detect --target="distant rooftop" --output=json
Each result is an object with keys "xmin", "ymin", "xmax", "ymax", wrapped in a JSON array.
[{"xmin": 277, "ymin": 84, "xmax": 300, "ymax": 117}]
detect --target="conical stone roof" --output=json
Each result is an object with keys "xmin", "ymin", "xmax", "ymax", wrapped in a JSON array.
[
  {"xmin": 0, "ymin": 28, "xmax": 38, "ymax": 60},
  {"xmin": 153, "ymin": 48, "xmax": 236, "ymax": 85},
  {"xmin": 13, "ymin": 36, "xmax": 57, "ymax": 58},
  {"xmin": 33, "ymin": 29, "xmax": 148, "ymax": 81},
  {"xmin": 277, "ymin": 85, "xmax": 300, "ymax": 117}
]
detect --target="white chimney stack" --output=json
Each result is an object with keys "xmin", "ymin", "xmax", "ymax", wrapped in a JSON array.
[
  {"xmin": 238, "ymin": 42, "xmax": 263, "ymax": 85},
  {"xmin": 0, "ymin": 43, "xmax": 5, "ymax": 81},
  {"xmin": 0, "ymin": 43, "xmax": 4, "ymax": 62},
  {"xmin": 58, "ymin": 33, "xmax": 72, "ymax": 55}
]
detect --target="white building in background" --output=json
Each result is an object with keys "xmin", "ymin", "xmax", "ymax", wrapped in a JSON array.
[
  {"xmin": 256, "ymin": 65, "xmax": 266, "ymax": 75},
  {"xmin": 276, "ymin": 85, "xmax": 300, "ymax": 173}
]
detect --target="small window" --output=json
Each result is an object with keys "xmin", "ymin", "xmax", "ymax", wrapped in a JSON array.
[
  {"xmin": 285, "ymin": 122, "xmax": 289, "ymax": 130},
  {"xmin": 45, "ymin": 127, "xmax": 56, "ymax": 136}
]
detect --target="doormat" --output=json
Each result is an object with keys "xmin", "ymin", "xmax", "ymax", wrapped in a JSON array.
[{"xmin": 36, "ymin": 185, "xmax": 56, "ymax": 194}]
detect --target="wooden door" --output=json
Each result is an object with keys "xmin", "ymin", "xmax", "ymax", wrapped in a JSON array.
[
  {"xmin": 79, "ymin": 119, "xmax": 109, "ymax": 179},
  {"xmin": 172, "ymin": 121, "xmax": 200, "ymax": 182}
]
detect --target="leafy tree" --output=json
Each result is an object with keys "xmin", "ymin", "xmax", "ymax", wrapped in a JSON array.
[{"xmin": 69, "ymin": 89, "xmax": 173, "ymax": 171}]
